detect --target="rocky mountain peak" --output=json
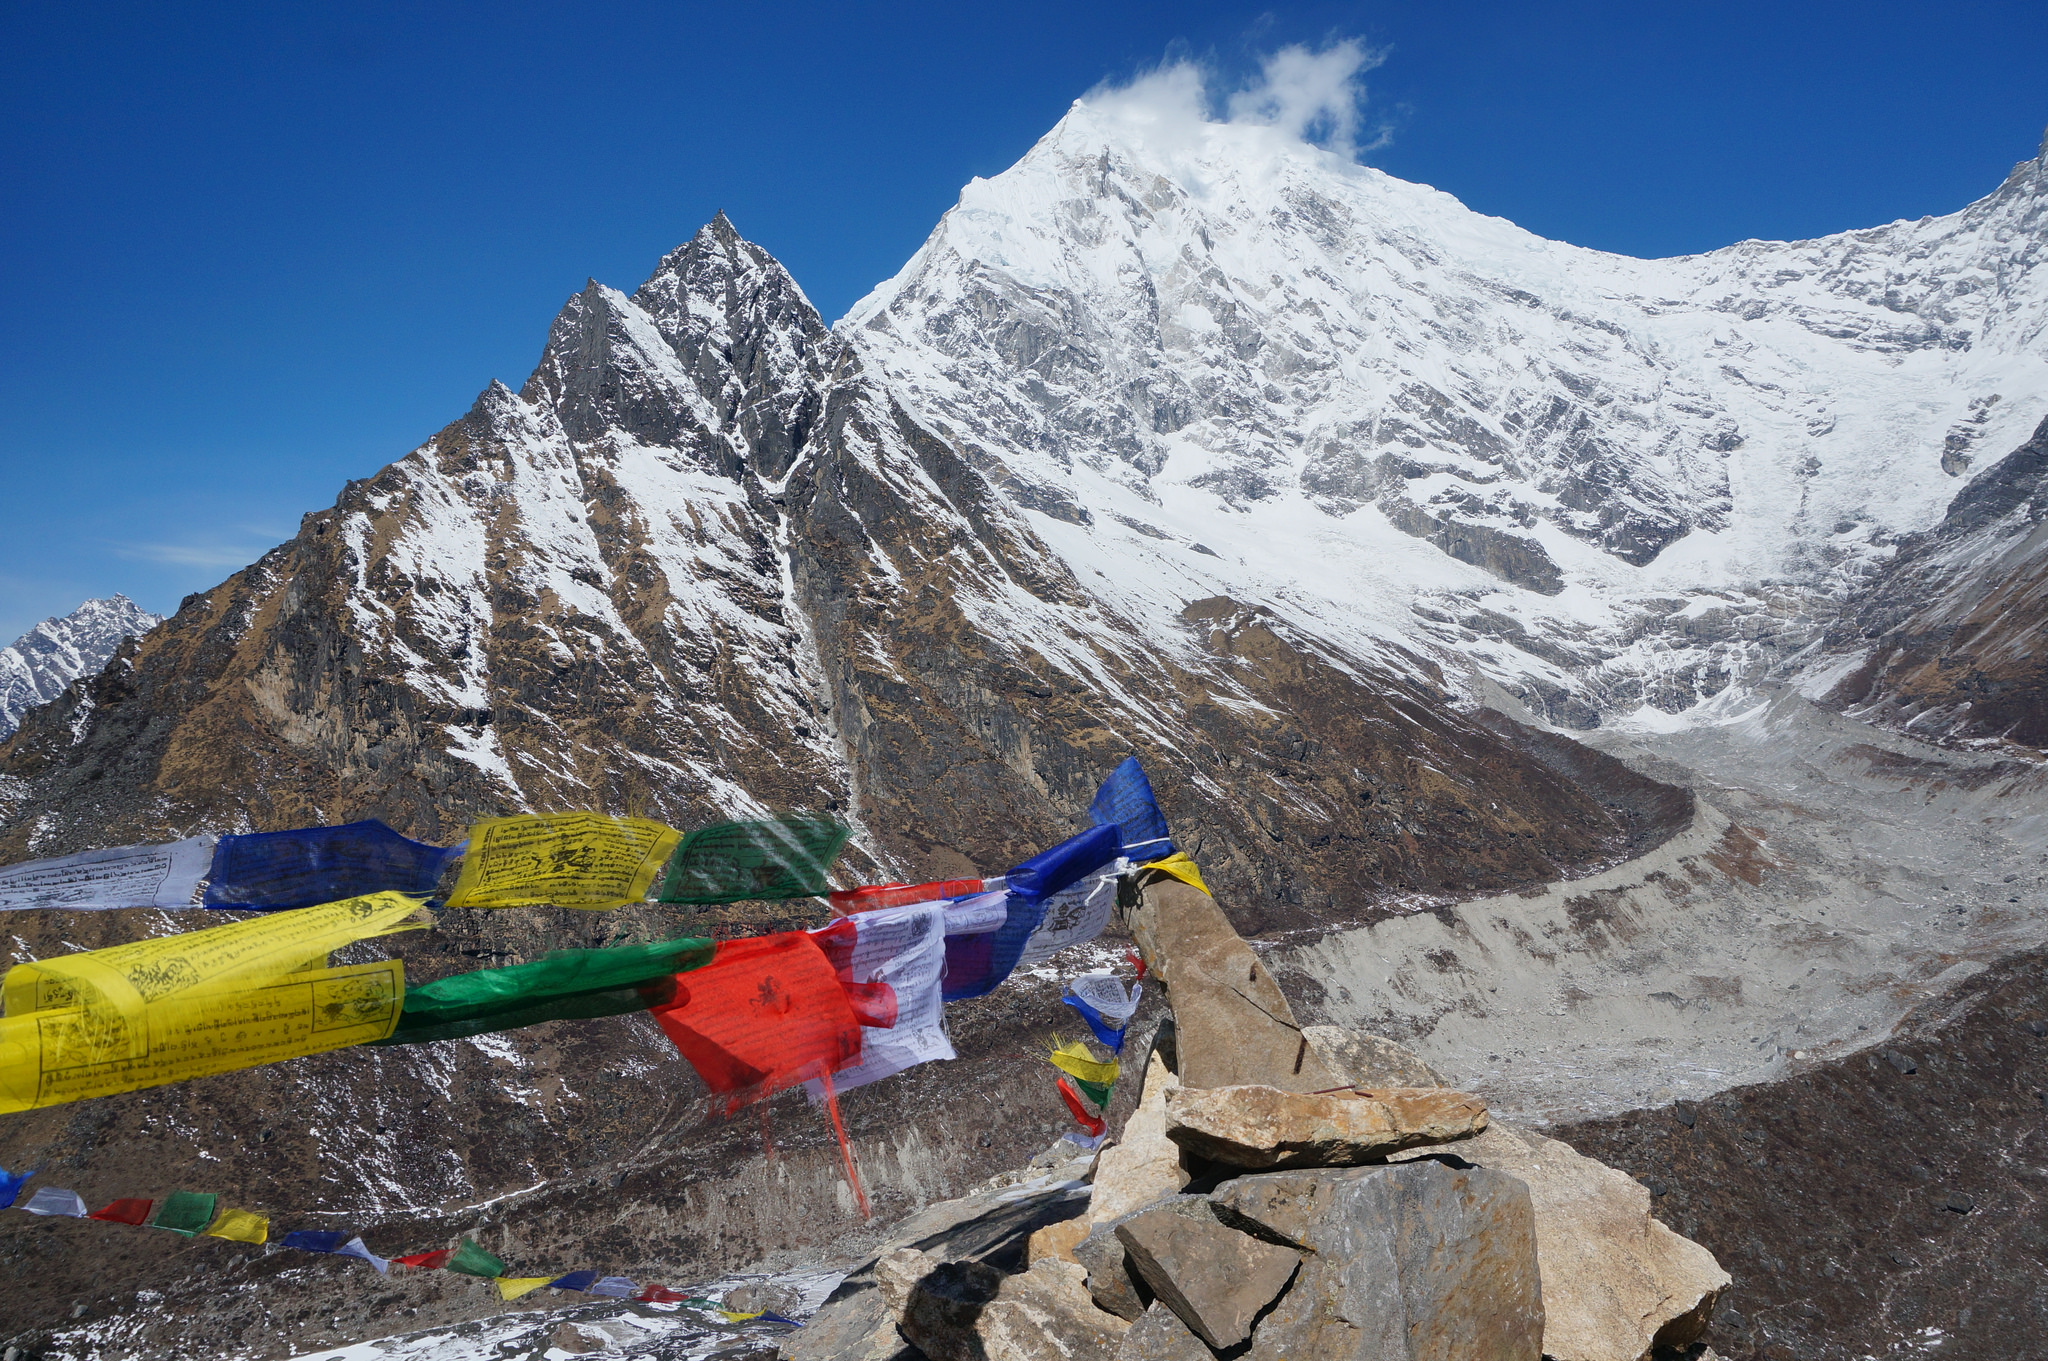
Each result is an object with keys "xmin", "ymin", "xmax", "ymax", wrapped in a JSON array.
[{"xmin": 0, "ymin": 594, "xmax": 163, "ymax": 739}]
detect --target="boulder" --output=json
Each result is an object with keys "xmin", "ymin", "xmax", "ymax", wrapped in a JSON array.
[
  {"xmin": 726, "ymin": 1281, "xmax": 807, "ymax": 1316},
  {"xmin": 1027, "ymin": 1216, "xmax": 1092, "ymax": 1267},
  {"xmin": 1303, "ymin": 1026, "xmax": 1444, "ymax": 1088},
  {"xmin": 1090, "ymin": 1046, "xmax": 1191, "ymax": 1222},
  {"xmin": 879, "ymin": 1248, "xmax": 1130, "ymax": 1361},
  {"xmin": 1117, "ymin": 1301, "xmax": 1217, "ymax": 1361},
  {"xmin": 1164, "ymin": 1084, "xmax": 1488, "ymax": 1169},
  {"xmin": 1128, "ymin": 874, "xmax": 1342, "ymax": 1092},
  {"xmin": 1216, "ymin": 1160, "xmax": 1543, "ymax": 1361},
  {"xmin": 1394, "ymin": 1123, "xmax": 1729, "ymax": 1361},
  {"xmin": 1115, "ymin": 1201, "xmax": 1301, "ymax": 1348}
]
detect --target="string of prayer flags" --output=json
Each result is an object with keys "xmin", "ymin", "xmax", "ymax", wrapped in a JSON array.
[
  {"xmin": 91, "ymin": 1198, "xmax": 153, "ymax": 1225},
  {"xmin": 0, "ymin": 836, "xmax": 216, "ymax": 913},
  {"xmin": 1063, "ymin": 973, "xmax": 1142, "ymax": 1052},
  {"xmin": 373, "ymin": 934, "xmax": 714, "ymax": 1046},
  {"xmin": 1088, "ymin": 756, "xmax": 1175, "ymax": 863},
  {"xmin": 1045, "ymin": 1038, "xmax": 1119, "ymax": 1087},
  {"xmin": 203, "ymin": 820, "xmax": 463, "ymax": 911},
  {"xmin": 1139, "ymin": 852, "xmax": 1209, "ymax": 897},
  {"xmin": 203, "ymin": 1207, "xmax": 270, "ymax": 1244},
  {"xmin": 1055, "ymin": 1077, "xmax": 1106, "ymax": 1138},
  {"xmin": 0, "ymin": 893, "xmax": 419, "ymax": 1114},
  {"xmin": 22, "ymin": 1188, "xmax": 88, "ymax": 1217},
  {"xmin": 804, "ymin": 901, "xmax": 951, "ymax": 1098},
  {"xmin": 828, "ymin": 876, "xmax": 997, "ymax": 916},
  {"xmin": 649, "ymin": 932, "xmax": 862, "ymax": 1108},
  {"xmin": 151, "ymin": 1191, "xmax": 218, "ymax": 1236},
  {"xmin": 448, "ymin": 1238, "xmax": 509, "ymax": 1278},
  {"xmin": 655, "ymin": 818, "xmax": 852, "ymax": 905},
  {"xmin": 443, "ymin": 813, "xmax": 681, "ymax": 910},
  {"xmin": 0, "ymin": 1165, "xmax": 30, "ymax": 1208}
]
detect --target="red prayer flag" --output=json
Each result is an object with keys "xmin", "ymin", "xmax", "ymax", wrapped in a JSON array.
[
  {"xmin": 393, "ymin": 1249, "xmax": 454, "ymax": 1269},
  {"xmin": 636, "ymin": 1285, "xmax": 687, "ymax": 1303},
  {"xmin": 89, "ymin": 1198, "xmax": 153, "ymax": 1226},
  {"xmin": 648, "ymin": 932, "xmax": 863, "ymax": 1110},
  {"xmin": 828, "ymin": 878, "xmax": 986, "ymax": 916},
  {"xmin": 1057, "ymin": 1076, "xmax": 1107, "ymax": 1137},
  {"xmin": 809, "ymin": 917, "xmax": 899, "ymax": 1027}
]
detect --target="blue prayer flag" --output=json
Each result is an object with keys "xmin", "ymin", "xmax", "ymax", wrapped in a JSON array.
[
  {"xmin": 1004, "ymin": 823, "xmax": 1120, "ymax": 900},
  {"xmin": 0, "ymin": 1165, "xmax": 33, "ymax": 1209},
  {"xmin": 1088, "ymin": 757, "xmax": 1173, "ymax": 863},
  {"xmin": 203, "ymin": 819, "xmax": 462, "ymax": 910},
  {"xmin": 1063, "ymin": 972, "xmax": 1142, "ymax": 1052},
  {"xmin": 941, "ymin": 891, "xmax": 1049, "ymax": 1002},
  {"xmin": 281, "ymin": 1230, "xmax": 351, "ymax": 1254},
  {"xmin": 549, "ymin": 1270, "xmax": 599, "ymax": 1291}
]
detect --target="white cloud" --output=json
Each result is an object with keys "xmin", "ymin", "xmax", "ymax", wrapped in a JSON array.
[{"xmin": 1082, "ymin": 39, "xmax": 1389, "ymax": 160}]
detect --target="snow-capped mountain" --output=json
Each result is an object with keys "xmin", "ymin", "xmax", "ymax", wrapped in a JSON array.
[
  {"xmin": 0, "ymin": 594, "xmax": 161, "ymax": 738},
  {"xmin": 847, "ymin": 99, "xmax": 2048, "ymax": 727}
]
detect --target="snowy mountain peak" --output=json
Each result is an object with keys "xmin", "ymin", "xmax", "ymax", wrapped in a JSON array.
[{"xmin": 0, "ymin": 594, "xmax": 163, "ymax": 738}]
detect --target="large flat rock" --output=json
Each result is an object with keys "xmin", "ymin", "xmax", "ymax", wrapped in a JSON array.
[
  {"xmin": 1115, "ymin": 1202, "xmax": 1300, "ymax": 1348},
  {"xmin": 1165, "ymin": 1084, "xmax": 1488, "ymax": 1169}
]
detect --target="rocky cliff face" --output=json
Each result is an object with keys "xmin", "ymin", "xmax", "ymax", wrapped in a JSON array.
[
  {"xmin": 1812, "ymin": 413, "xmax": 2048, "ymax": 749},
  {"xmin": 0, "ymin": 595, "xmax": 161, "ymax": 739}
]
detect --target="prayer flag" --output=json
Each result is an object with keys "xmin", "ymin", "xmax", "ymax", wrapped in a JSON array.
[
  {"xmin": 497, "ymin": 1277, "xmax": 553, "ymax": 1300},
  {"xmin": 760, "ymin": 1312, "xmax": 803, "ymax": 1327},
  {"xmin": 648, "ymin": 932, "xmax": 862, "ymax": 1108},
  {"xmin": 828, "ymin": 877, "xmax": 992, "ymax": 915},
  {"xmin": 447, "ymin": 1238, "xmax": 508, "ymax": 1278},
  {"xmin": 804, "ymin": 901, "xmax": 952, "ymax": 1099},
  {"xmin": 203, "ymin": 820, "xmax": 460, "ymax": 910},
  {"xmin": 1063, "ymin": 973, "xmax": 1141, "ymax": 1052},
  {"xmin": 1006, "ymin": 824, "xmax": 1120, "ymax": 902},
  {"xmin": 1139, "ymin": 853, "xmax": 1209, "ymax": 897},
  {"xmin": 89, "ymin": 1198, "xmax": 152, "ymax": 1226},
  {"xmin": 444, "ymin": 813, "xmax": 681, "ymax": 910},
  {"xmin": 637, "ymin": 1285, "xmax": 688, "ymax": 1303},
  {"xmin": 0, "ymin": 836, "xmax": 215, "ymax": 912},
  {"xmin": 394, "ymin": 1248, "xmax": 453, "ymax": 1270},
  {"xmin": 720, "ymin": 1309, "xmax": 765, "ymax": 1323},
  {"xmin": 548, "ymin": 1270, "xmax": 598, "ymax": 1292},
  {"xmin": 283, "ymin": 1230, "xmax": 351, "ymax": 1254},
  {"xmin": 373, "ymin": 934, "xmax": 714, "ymax": 1045},
  {"xmin": 1089, "ymin": 757, "xmax": 1174, "ymax": 863},
  {"xmin": 939, "ymin": 890, "xmax": 1046, "ymax": 1002},
  {"xmin": 0, "ymin": 894, "xmax": 417, "ymax": 1114},
  {"xmin": 1056, "ymin": 1078, "xmax": 1106, "ymax": 1138},
  {"xmin": 1045, "ymin": 1039, "xmax": 1118, "ymax": 1087},
  {"xmin": 337, "ymin": 1236, "xmax": 391, "ymax": 1274},
  {"xmin": 0, "ymin": 1165, "xmax": 31, "ymax": 1209},
  {"xmin": 1015, "ymin": 869, "xmax": 1121, "ymax": 969},
  {"xmin": 589, "ymin": 1276, "xmax": 638, "ymax": 1298},
  {"xmin": 203, "ymin": 1207, "xmax": 269, "ymax": 1244},
  {"xmin": 20, "ymin": 1188, "xmax": 87, "ymax": 1217},
  {"xmin": 1073, "ymin": 1077, "xmax": 1113, "ymax": 1109},
  {"xmin": 150, "ymin": 1191, "xmax": 216, "ymax": 1236},
  {"xmin": 656, "ymin": 818, "xmax": 852, "ymax": 905}
]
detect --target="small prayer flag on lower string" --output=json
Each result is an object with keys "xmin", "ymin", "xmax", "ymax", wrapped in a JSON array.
[
  {"xmin": 1045, "ymin": 1038, "xmax": 1119, "ymax": 1087},
  {"xmin": 20, "ymin": 1188, "xmax": 87, "ymax": 1217},
  {"xmin": 1056, "ymin": 1077, "xmax": 1106, "ymax": 1138},
  {"xmin": 90, "ymin": 1198, "xmax": 152, "ymax": 1225},
  {"xmin": 394, "ymin": 1248, "xmax": 453, "ymax": 1270},
  {"xmin": 589, "ymin": 1277, "xmax": 638, "ymax": 1298},
  {"xmin": 548, "ymin": 1270, "xmax": 598, "ymax": 1292},
  {"xmin": 637, "ymin": 1285, "xmax": 688, "ymax": 1303},
  {"xmin": 203, "ymin": 1208, "xmax": 269, "ymax": 1244},
  {"xmin": 335, "ymin": 1237, "xmax": 391, "ymax": 1274},
  {"xmin": 149, "ymin": 1191, "xmax": 217, "ymax": 1236},
  {"xmin": 283, "ymin": 1230, "xmax": 351, "ymax": 1254},
  {"xmin": 1064, "ymin": 973, "xmax": 1142, "ymax": 1052},
  {"xmin": 0, "ymin": 1165, "xmax": 32, "ymax": 1208},
  {"xmin": 447, "ymin": 1238, "xmax": 508, "ymax": 1278},
  {"xmin": 497, "ymin": 1277, "xmax": 554, "ymax": 1301}
]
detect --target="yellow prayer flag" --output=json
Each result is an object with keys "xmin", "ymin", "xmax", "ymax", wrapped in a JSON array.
[
  {"xmin": 0, "ymin": 958, "xmax": 404, "ymax": 1115},
  {"xmin": 1045, "ymin": 1038, "xmax": 1119, "ymax": 1087},
  {"xmin": 1139, "ymin": 853, "xmax": 1209, "ymax": 897},
  {"xmin": 719, "ymin": 1310, "xmax": 764, "ymax": 1323},
  {"xmin": 203, "ymin": 1207, "xmax": 269, "ymax": 1244},
  {"xmin": 443, "ymin": 813, "xmax": 683, "ymax": 910},
  {"xmin": 496, "ymin": 1276, "xmax": 555, "ymax": 1300}
]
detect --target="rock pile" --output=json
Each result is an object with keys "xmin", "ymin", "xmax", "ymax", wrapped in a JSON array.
[{"xmin": 788, "ymin": 867, "xmax": 1729, "ymax": 1361}]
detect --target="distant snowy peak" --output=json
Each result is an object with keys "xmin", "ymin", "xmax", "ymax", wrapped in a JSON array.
[
  {"xmin": 843, "ymin": 101, "xmax": 2048, "ymax": 722},
  {"xmin": 0, "ymin": 595, "xmax": 163, "ymax": 737}
]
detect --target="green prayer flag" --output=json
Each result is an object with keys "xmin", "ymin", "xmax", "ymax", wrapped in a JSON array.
[
  {"xmin": 447, "ymin": 1237, "xmax": 508, "ymax": 1278},
  {"xmin": 150, "ymin": 1191, "xmax": 218, "ymax": 1237},
  {"xmin": 655, "ymin": 818, "xmax": 851, "ymax": 905},
  {"xmin": 372, "ymin": 936, "xmax": 715, "ymax": 1046},
  {"xmin": 1074, "ymin": 1077, "xmax": 1113, "ymax": 1109}
]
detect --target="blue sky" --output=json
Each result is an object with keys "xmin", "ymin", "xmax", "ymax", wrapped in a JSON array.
[{"xmin": 2, "ymin": 0, "xmax": 2043, "ymax": 643}]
